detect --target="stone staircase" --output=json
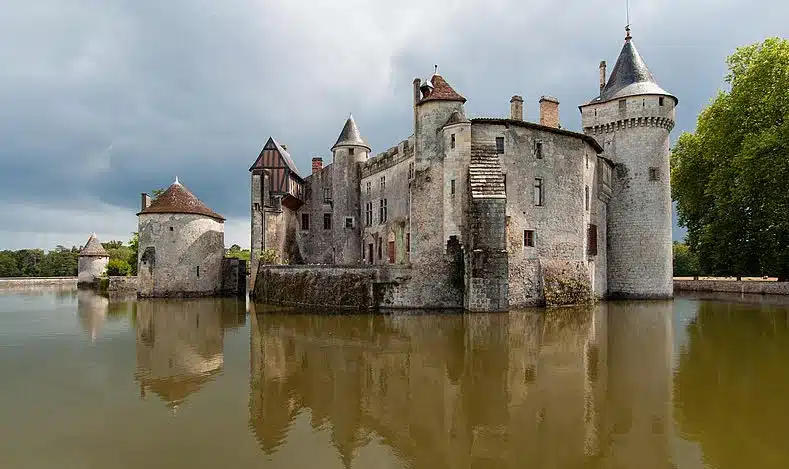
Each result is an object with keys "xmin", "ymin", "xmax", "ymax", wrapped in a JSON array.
[{"xmin": 469, "ymin": 144, "xmax": 506, "ymax": 199}]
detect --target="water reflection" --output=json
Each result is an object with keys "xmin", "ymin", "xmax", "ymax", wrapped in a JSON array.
[
  {"xmin": 674, "ymin": 300, "xmax": 789, "ymax": 469},
  {"xmin": 134, "ymin": 299, "xmax": 246, "ymax": 410},
  {"xmin": 249, "ymin": 302, "xmax": 675, "ymax": 468}
]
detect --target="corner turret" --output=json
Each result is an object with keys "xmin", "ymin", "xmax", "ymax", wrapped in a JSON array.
[
  {"xmin": 580, "ymin": 27, "xmax": 677, "ymax": 299},
  {"xmin": 331, "ymin": 115, "xmax": 368, "ymax": 264}
]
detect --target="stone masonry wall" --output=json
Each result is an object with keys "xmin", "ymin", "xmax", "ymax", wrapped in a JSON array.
[
  {"xmin": 582, "ymin": 95, "xmax": 675, "ymax": 298},
  {"xmin": 466, "ymin": 198, "xmax": 508, "ymax": 311},
  {"xmin": 299, "ymin": 163, "xmax": 335, "ymax": 264},
  {"xmin": 674, "ymin": 280, "xmax": 789, "ymax": 295},
  {"xmin": 138, "ymin": 213, "xmax": 224, "ymax": 297},
  {"xmin": 78, "ymin": 256, "xmax": 108, "ymax": 285}
]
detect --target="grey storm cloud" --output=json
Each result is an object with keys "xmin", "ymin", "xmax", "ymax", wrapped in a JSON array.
[{"xmin": 0, "ymin": 0, "xmax": 786, "ymax": 249}]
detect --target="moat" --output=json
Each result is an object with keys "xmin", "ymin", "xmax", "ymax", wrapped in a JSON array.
[{"xmin": 2, "ymin": 289, "xmax": 788, "ymax": 468}]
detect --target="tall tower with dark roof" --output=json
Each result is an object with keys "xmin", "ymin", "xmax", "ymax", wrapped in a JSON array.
[
  {"xmin": 331, "ymin": 115, "xmax": 369, "ymax": 264},
  {"xmin": 580, "ymin": 27, "xmax": 677, "ymax": 298}
]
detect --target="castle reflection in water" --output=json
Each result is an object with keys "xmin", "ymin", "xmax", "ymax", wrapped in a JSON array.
[{"xmin": 248, "ymin": 303, "xmax": 674, "ymax": 469}]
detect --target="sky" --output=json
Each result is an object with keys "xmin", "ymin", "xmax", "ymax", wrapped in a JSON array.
[{"xmin": 0, "ymin": 0, "xmax": 786, "ymax": 250}]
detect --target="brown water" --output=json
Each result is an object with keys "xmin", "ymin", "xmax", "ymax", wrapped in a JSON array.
[{"xmin": 1, "ymin": 289, "xmax": 788, "ymax": 469}]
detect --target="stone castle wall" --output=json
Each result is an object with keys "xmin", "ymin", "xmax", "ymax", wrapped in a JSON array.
[
  {"xmin": 138, "ymin": 213, "xmax": 224, "ymax": 297},
  {"xmin": 78, "ymin": 256, "xmax": 108, "ymax": 285},
  {"xmin": 674, "ymin": 280, "xmax": 789, "ymax": 295},
  {"xmin": 582, "ymin": 95, "xmax": 675, "ymax": 298}
]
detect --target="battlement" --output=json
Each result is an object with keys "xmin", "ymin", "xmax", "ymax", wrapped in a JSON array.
[
  {"xmin": 361, "ymin": 137, "xmax": 414, "ymax": 178},
  {"xmin": 584, "ymin": 116, "xmax": 675, "ymax": 136}
]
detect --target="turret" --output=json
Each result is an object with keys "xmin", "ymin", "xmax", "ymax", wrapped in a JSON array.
[
  {"xmin": 330, "ymin": 115, "xmax": 369, "ymax": 264},
  {"xmin": 77, "ymin": 233, "xmax": 109, "ymax": 286},
  {"xmin": 580, "ymin": 27, "xmax": 677, "ymax": 298},
  {"xmin": 414, "ymin": 72, "xmax": 467, "ymax": 163}
]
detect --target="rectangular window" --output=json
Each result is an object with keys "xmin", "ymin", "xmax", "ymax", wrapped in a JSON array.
[
  {"xmin": 323, "ymin": 188, "xmax": 331, "ymax": 204},
  {"xmin": 535, "ymin": 141, "xmax": 543, "ymax": 159},
  {"xmin": 323, "ymin": 213, "xmax": 332, "ymax": 230},
  {"xmin": 406, "ymin": 232, "xmax": 410, "ymax": 254},
  {"xmin": 345, "ymin": 217, "xmax": 354, "ymax": 229},
  {"xmin": 619, "ymin": 99, "xmax": 626, "ymax": 111},
  {"xmin": 365, "ymin": 202, "xmax": 373, "ymax": 226},
  {"xmin": 588, "ymin": 224, "xmax": 598, "ymax": 256},
  {"xmin": 366, "ymin": 181, "xmax": 371, "ymax": 194},
  {"xmin": 585, "ymin": 185, "xmax": 590, "ymax": 211},
  {"xmin": 379, "ymin": 199, "xmax": 388, "ymax": 224},
  {"xmin": 659, "ymin": 97, "xmax": 665, "ymax": 106},
  {"xmin": 451, "ymin": 134, "xmax": 456, "ymax": 149},
  {"xmin": 196, "ymin": 265, "xmax": 200, "ymax": 277},
  {"xmin": 649, "ymin": 167, "xmax": 659, "ymax": 181},
  {"xmin": 368, "ymin": 243, "xmax": 374, "ymax": 264},
  {"xmin": 377, "ymin": 237, "xmax": 382, "ymax": 260},
  {"xmin": 301, "ymin": 213, "xmax": 310, "ymax": 230},
  {"xmin": 380, "ymin": 176, "xmax": 386, "ymax": 191},
  {"xmin": 349, "ymin": 148, "xmax": 355, "ymax": 155},
  {"xmin": 408, "ymin": 162, "xmax": 415, "ymax": 180},
  {"xmin": 450, "ymin": 179, "xmax": 456, "ymax": 195},
  {"xmin": 388, "ymin": 241, "xmax": 395, "ymax": 264},
  {"xmin": 496, "ymin": 137, "xmax": 504, "ymax": 154},
  {"xmin": 524, "ymin": 230, "xmax": 535, "ymax": 248},
  {"xmin": 534, "ymin": 178, "xmax": 544, "ymax": 206}
]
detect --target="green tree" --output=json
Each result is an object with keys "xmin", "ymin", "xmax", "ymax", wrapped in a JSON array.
[
  {"xmin": 128, "ymin": 232, "xmax": 139, "ymax": 275},
  {"xmin": 673, "ymin": 241, "xmax": 701, "ymax": 277},
  {"xmin": 672, "ymin": 37, "xmax": 789, "ymax": 280},
  {"xmin": 0, "ymin": 250, "xmax": 20, "ymax": 277},
  {"xmin": 225, "ymin": 244, "xmax": 250, "ymax": 261},
  {"xmin": 106, "ymin": 259, "xmax": 132, "ymax": 276}
]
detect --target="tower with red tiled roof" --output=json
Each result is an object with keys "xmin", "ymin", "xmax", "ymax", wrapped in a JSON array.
[{"xmin": 137, "ymin": 178, "xmax": 226, "ymax": 298}]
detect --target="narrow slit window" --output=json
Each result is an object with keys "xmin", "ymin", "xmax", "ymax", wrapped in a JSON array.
[
  {"xmin": 588, "ymin": 224, "xmax": 598, "ymax": 256},
  {"xmin": 450, "ymin": 179, "xmax": 456, "ymax": 195},
  {"xmin": 451, "ymin": 134, "xmax": 456, "ymax": 150},
  {"xmin": 649, "ymin": 167, "xmax": 660, "ymax": 181},
  {"xmin": 496, "ymin": 137, "xmax": 505, "ymax": 154},
  {"xmin": 535, "ymin": 141, "xmax": 543, "ymax": 159},
  {"xmin": 196, "ymin": 265, "xmax": 200, "ymax": 277},
  {"xmin": 534, "ymin": 178, "xmax": 544, "ymax": 206},
  {"xmin": 585, "ymin": 185, "xmax": 590, "ymax": 211},
  {"xmin": 301, "ymin": 213, "xmax": 310, "ymax": 230},
  {"xmin": 659, "ymin": 97, "xmax": 665, "ymax": 106}
]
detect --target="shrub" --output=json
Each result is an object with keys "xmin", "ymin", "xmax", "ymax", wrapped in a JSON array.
[{"xmin": 106, "ymin": 259, "xmax": 132, "ymax": 277}]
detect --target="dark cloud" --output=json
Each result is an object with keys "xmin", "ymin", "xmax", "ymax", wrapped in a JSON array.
[{"xmin": 0, "ymin": 0, "xmax": 785, "ymax": 248}]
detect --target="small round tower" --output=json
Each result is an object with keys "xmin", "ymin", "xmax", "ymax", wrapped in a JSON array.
[
  {"xmin": 580, "ymin": 27, "xmax": 677, "ymax": 298},
  {"xmin": 330, "ymin": 115, "xmax": 370, "ymax": 264},
  {"xmin": 78, "ymin": 233, "xmax": 109, "ymax": 286},
  {"xmin": 136, "ymin": 178, "xmax": 225, "ymax": 297}
]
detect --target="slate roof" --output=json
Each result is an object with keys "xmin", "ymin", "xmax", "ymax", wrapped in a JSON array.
[
  {"xmin": 418, "ymin": 74, "xmax": 466, "ymax": 105},
  {"xmin": 471, "ymin": 118, "xmax": 604, "ymax": 153},
  {"xmin": 589, "ymin": 34, "xmax": 676, "ymax": 104},
  {"xmin": 79, "ymin": 233, "xmax": 109, "ymax": 257},
  {"xmin": 332, "ymin": 115, "xmax": 371, "ymax": 151},
  {"xmin": 137, "ymin": 179, "xmax": 225, "ymax": 221}
]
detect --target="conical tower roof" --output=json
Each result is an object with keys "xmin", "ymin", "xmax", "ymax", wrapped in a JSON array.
[
  {"xmin": 418, "ymin": 73, "xmax": 466, "ymax": 105},
  {"xmin": 592, "ymin": 29, "xmax": 676, "ymax": 104},
  {"xmin": 332, "ymin": 115, "xmax": 371, "ymax": 151},
  {"xmin": 79, "ymin": 233, "xmax": 109, "ymax": 257},
  {"xmin": 137, "ymin": 179, "xmax": 225, "ymax": 221}
]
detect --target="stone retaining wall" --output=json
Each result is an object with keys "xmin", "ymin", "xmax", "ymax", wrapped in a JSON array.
[
  {"xmin": 0, "ymin": 277, "xmax": 77, "ymax": 289},
  {"xmin": 674, "ymin": 280, "xmax": 789, "ymax": 296}
]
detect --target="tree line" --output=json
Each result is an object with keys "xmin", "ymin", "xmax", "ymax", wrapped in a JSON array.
[{"xmin": 672, "ymin": 37, "xmax": 789, "ymax": 281}]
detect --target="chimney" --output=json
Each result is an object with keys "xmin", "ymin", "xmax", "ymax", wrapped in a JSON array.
[
  {"xmin": 140, "ymin": 193, "xmax": 151, "ymax": 211},
  {"xmin": 599, "ymin": 60, "xmax": 607, "ymax": 92},
  {"xmin": 510, "ymin": 95, "xmax": 524, "ymax": 121},
  {"xmin": 413, "ymin": 78, "xmax": 421, "ymax": 132},
  {"xmin": 281, "ymin": 144, "xmax": 288, "ymax": 151},
  {"xmin": 539, "ymin": 96, "xmax": 560, "ymax": 128},
  {"xmin": 312, "ymin": 157, "xmax": 323, "ymax": 174}
]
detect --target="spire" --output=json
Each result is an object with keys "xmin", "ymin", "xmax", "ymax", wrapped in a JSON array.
[
  {"xmin": 79, "ymin": 233, "xmax": 109, "ymax": 257},
  {"xmin": 174, "ymin": 176, "xmax": 180, "ymax": 185},
  {"xmin": 332, "ymin": 114, "xmax": 371, "ymax": 151},
  {"xmin": 594, "ymin": 34, "xmax": 676, "ymax": 104}
]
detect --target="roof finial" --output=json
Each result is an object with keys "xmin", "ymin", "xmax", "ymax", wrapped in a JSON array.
[
  {"xmin": 174, "ymin": 176, "xmax": 180, "ymax": 185},
  {"xmin": 625, "ymin": 0, "xmax": 632, "ymax": 41},
  {"xmin": 434, "ymin": 64, "xmax": 439, "ymax": 75}
]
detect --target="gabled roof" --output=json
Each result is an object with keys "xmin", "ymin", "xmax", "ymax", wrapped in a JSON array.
[
  {"xmin": 79, "ymin": 233, "xmax": 109, "ymax": 257},
  {"xmin": 418, "ymin": 74, "xmax": 466, "ymax": 105},
  {"xmin": 249, "ymin": 137, "xmax": 303, "ymax": 180},
  {"xmin": 588, "ymin": 31, "xmax": 676, "ymax": 104},
  {"xmin": 137, "ymin": 179, "xmax": 225, "ymax": 221},
  {"xmin": 471, "ymin": 118, "xmax": 604, "ymax": 153},
  {"xmin": 332, "ymin": 115, "xmax": 371, "ymax": 151}
]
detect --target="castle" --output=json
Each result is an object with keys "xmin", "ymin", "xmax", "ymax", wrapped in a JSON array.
[{"xmin": 250, "ymin": 27, "xmax": 675, "ymax": 311}]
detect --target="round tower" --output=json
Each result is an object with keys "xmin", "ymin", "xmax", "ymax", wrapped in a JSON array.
[
  {"xmin": 415, "ymin": 72, "xmax": 467, "ymax": 164},
  {"xmin": 136, "ymin": 178, "xmax": 226, "ymax": 297},
  {"xmin": 580, "ymin": 27, "xmax": 677, "ymax": 298},
  {"xmin": 331, "ymin": 115, "xmax": 369, "ymax": 264},
  {"xmin": 78, "ymin": 233, "xmax": 109, "ymax": 286}
]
